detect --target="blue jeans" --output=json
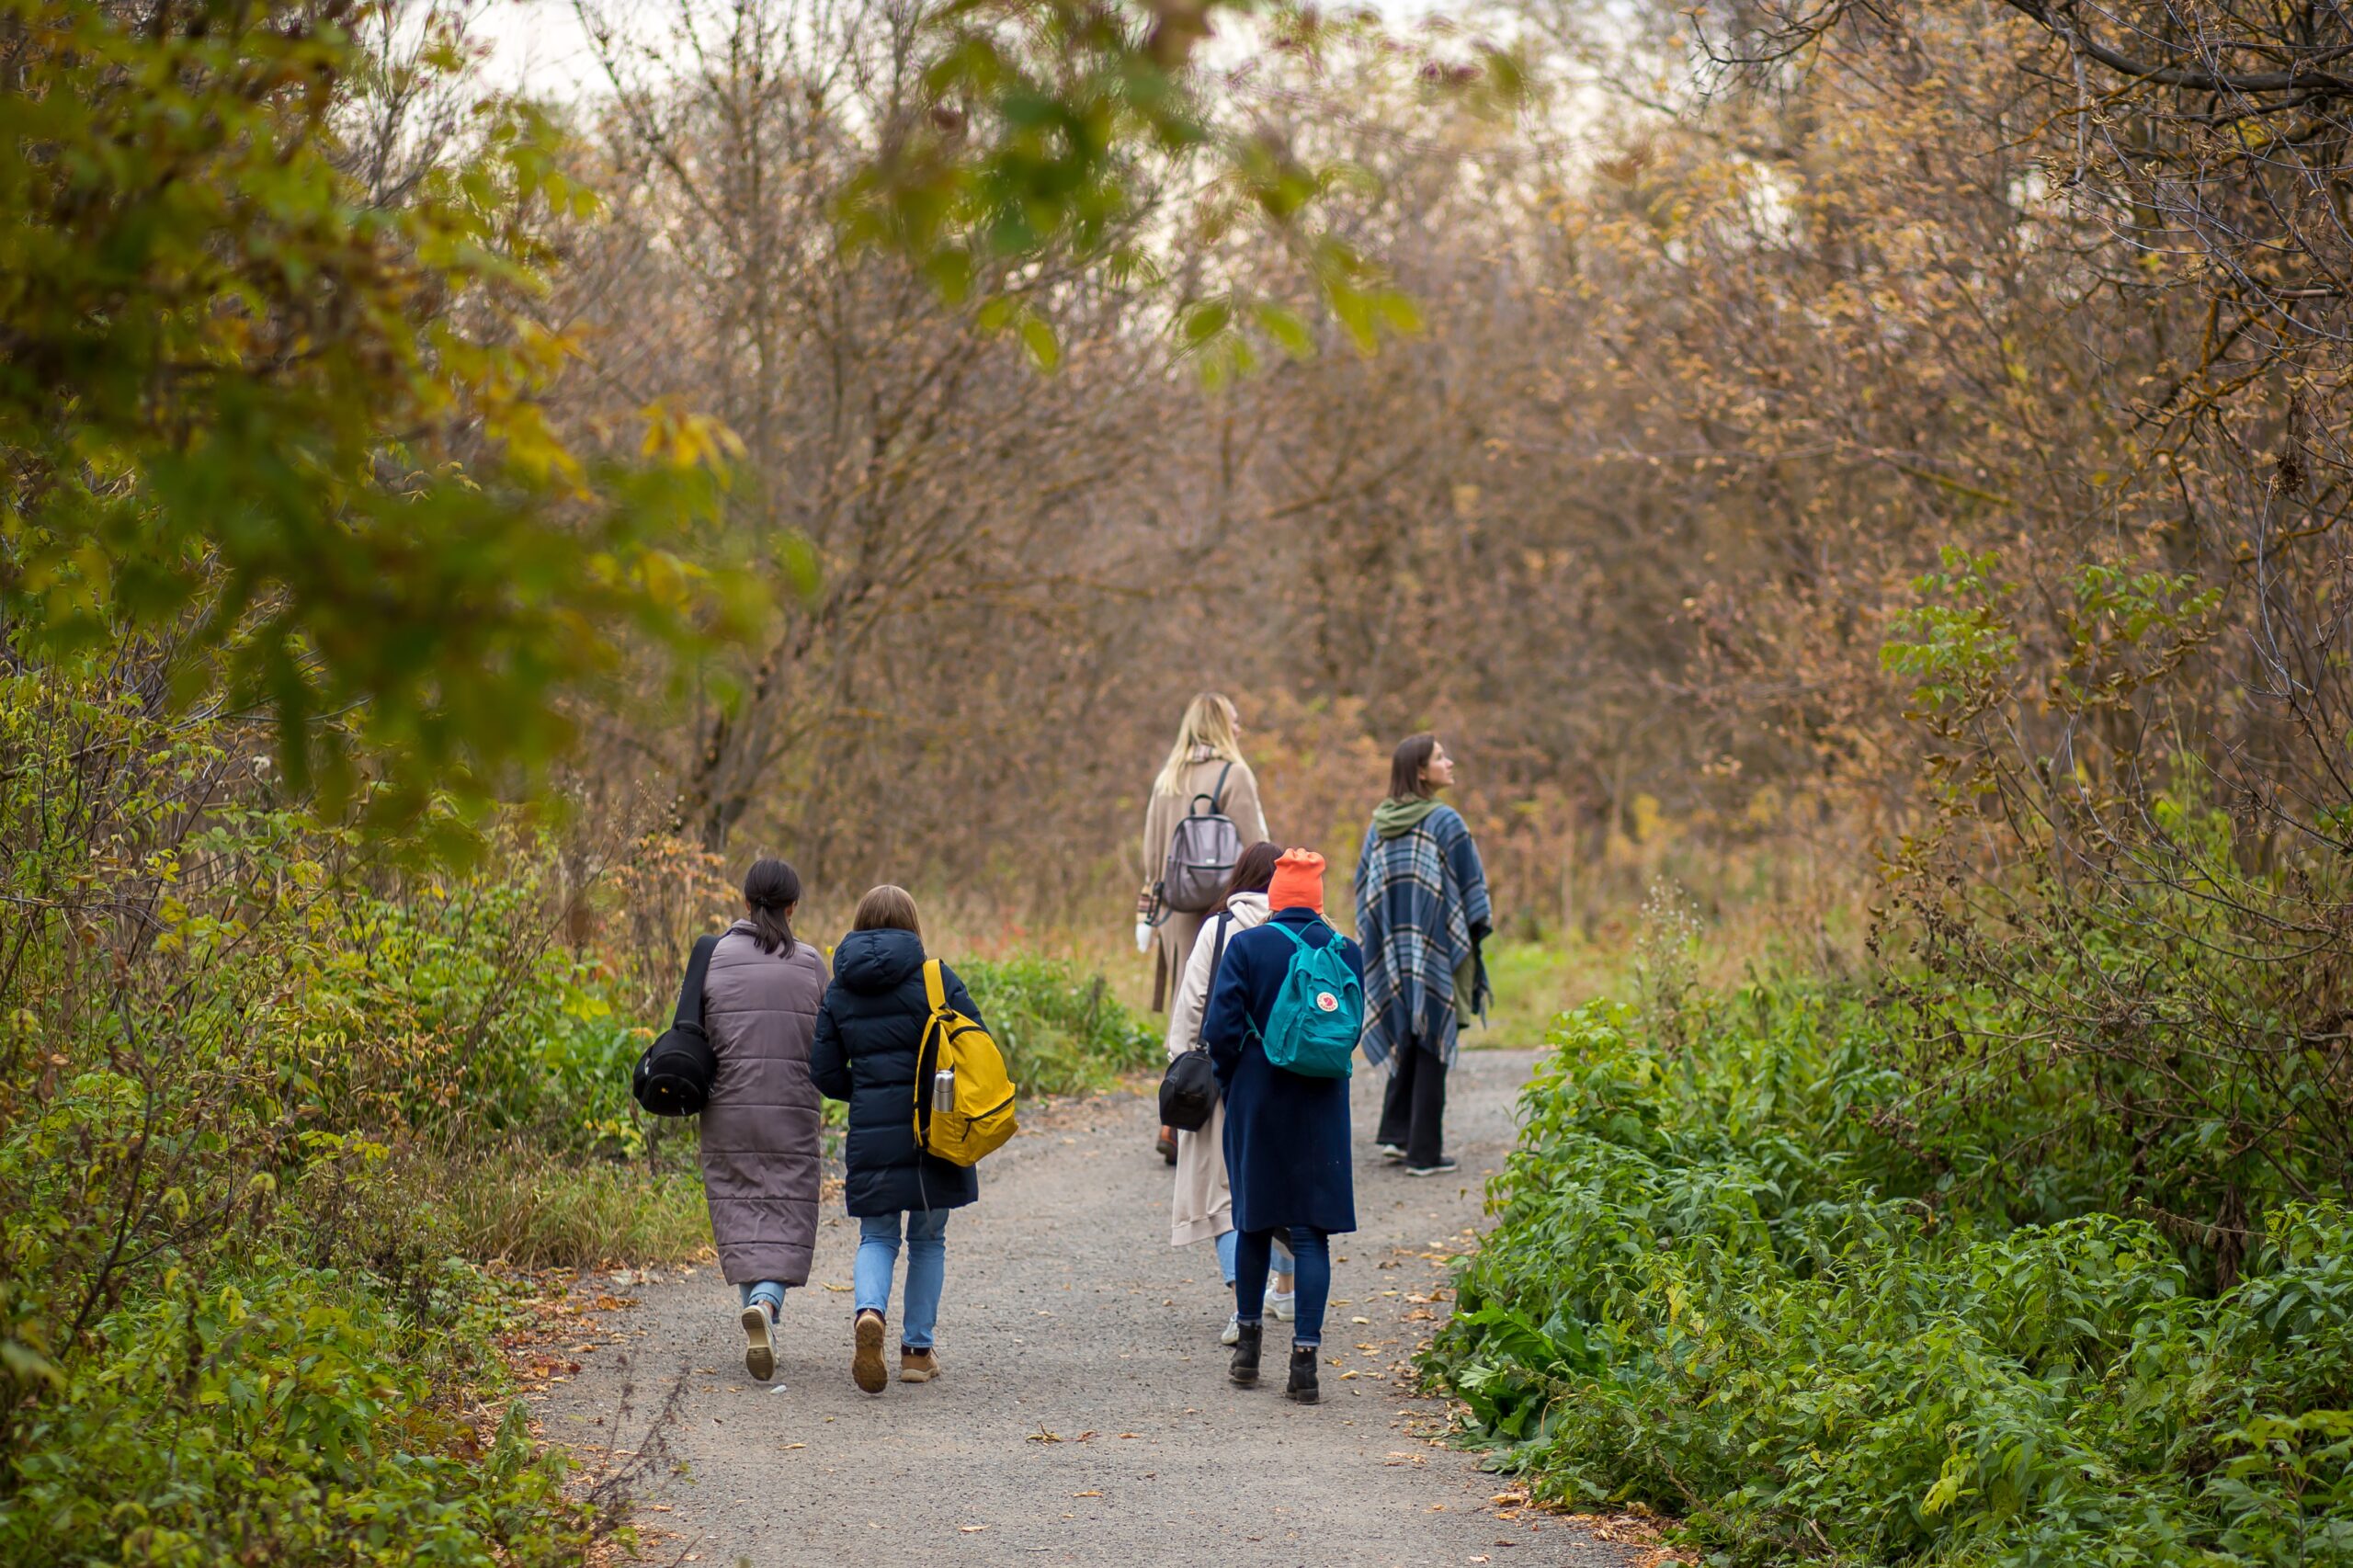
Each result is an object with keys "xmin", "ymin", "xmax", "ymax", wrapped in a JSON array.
[
  {"xmin": 1215, "ymin": 1228, "xmax": 1295, "ymax": 1289},
  {"xmin": 856, "ymin": 1210, "xmax": 950, "ymax": 1350},
  {"xmin": 1233, "ymin": 1226, "xmax": 1331, "ymax": 1346},
  {"xmin": 739, "ymin": 1281, "xmax": 787, "ymax": 1319}
]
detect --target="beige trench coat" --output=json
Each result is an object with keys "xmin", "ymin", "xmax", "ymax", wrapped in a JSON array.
[
  {"xmin": 1142, "ymin": 750, "xmax": 1268, "ymax": 1010},
  {"xmin": 1165, "ymin": 892, "xmax": 1270, "ymax": 1246}
]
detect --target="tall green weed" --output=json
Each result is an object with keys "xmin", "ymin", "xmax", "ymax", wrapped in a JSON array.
[{"xmin": 959, "ymin": 956, "xmax": 1162, "ymax": 1096}]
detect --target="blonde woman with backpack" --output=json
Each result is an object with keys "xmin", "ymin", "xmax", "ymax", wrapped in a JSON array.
[{"xmin": 1140, "ymin": 692, "xmax": 1268, "ymax": 1161}]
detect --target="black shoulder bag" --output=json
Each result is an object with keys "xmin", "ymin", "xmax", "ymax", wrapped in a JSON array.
[
  {"xmin": 1157, "ymin": 915, "xmax": 1231, "ymax": 1132},
  {"xmin": 632, "ymin": 934, "xmax": 722, "ymax": 1117}
]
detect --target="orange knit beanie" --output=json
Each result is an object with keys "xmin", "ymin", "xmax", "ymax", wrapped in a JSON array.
[{"xmin": 1267, "ymin": 847, "xmax": 1326, "ymax": 915}]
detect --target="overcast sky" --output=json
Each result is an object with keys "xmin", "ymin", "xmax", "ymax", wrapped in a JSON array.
[{"xmin": 465, "ymin": 0, "xmax": 1466, "ymax": 97}]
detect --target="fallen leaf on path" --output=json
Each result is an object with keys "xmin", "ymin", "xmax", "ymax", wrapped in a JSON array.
[
  {"xmin": 1072, "ymin": 1491, "xmax": 1102, "ymax": 1498},
  {"xmin": 1352, "ymin": 1316, "xmax": 1370, "ymax": 1324},
  {"xmin": 1117, "ymin": 1432, "xmax": 1142, "ymax": 1439},
  {"xmin": 1028, "ymin": 1427, "xmax": 1063, "ymax": 1443},
  {"xmin": 782, "ymin": 1443, "xmax": 807, "ymax": 1450},
  {"xmin": 822, "ymin": 1283, "xmax": 849, "ymax": 1292},
  {"xmin": 960, "ymin": 1526, "xmax": 987, "ymax": 1534}
]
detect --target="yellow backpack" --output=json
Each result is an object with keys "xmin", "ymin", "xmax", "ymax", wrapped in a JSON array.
[{"xmin": 912, "ymin": 960, "xmax": 1018, "ymax": 1165}]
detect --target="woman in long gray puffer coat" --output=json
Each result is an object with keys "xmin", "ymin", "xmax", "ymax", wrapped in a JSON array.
[{"xmin": 696, "ymin": 856, "xmax": 828, "ymax": 1382}]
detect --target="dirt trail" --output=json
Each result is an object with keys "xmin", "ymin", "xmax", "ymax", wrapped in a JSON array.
[{"xmin": 537, "ymin": 1048, "xmax": 1632, "ymax": 1568}]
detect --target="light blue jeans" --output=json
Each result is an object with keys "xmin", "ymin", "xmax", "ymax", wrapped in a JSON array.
[
  {"xmin": 1215, "ymin": 1228, "xmax": 1295, "ymax": 1289},
  {"xmin": 739, "ymin": 1281, "xmax": 788, "ymax": 1319},
  {"xmin": 855, "ymin": 1210, "xmax": 951, "ymax": 1350}
]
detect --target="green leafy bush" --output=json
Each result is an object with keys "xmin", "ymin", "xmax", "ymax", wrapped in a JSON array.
[
  {"xmin": 1429, "ymin": 992, "xmax": 2353, "ymax": 1567},
  {"xmin": 959, "ymin": 957, "xmax": 1162, "ymax": 1096},
  {"xmin": 2, "ymin": 1257, "xmax": 591, "ymax": 1568}
]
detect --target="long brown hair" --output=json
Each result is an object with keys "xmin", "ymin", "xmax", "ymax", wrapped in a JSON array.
[
  {"xmin": 1213, "ymin": 841, "xmax": 1282, "ymax": 915},
  {"xmin": 1388, "ymin": 733, "xmax": 1440, "ymax": 801},
  {"xmin": 852, "ymin": 884, "xmax": 922, "ymax": 937},
  {"xmin": 743, "ymin": 858, "xmax": 801, "ymax": 955}
]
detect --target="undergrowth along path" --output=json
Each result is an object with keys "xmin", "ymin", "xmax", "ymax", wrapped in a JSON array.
[{"xmin": 537, "ymin": 1049, "xmax": 1632, "ymax": 1567}]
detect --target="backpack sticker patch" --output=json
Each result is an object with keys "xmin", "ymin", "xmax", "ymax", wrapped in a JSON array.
[{"xmin": 1316, "ymin": 992, "xmax": 1340, "ymax": 1013}]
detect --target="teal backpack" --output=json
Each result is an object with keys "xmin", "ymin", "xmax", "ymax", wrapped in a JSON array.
[{"xmin": 1256, "ymin": 919, "xmax": 1362, "ymax": 1079}]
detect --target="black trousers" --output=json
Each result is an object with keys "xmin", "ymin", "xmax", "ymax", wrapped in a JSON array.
[{"xmin": 1375, "ymin": 1045, "xmax": 1449, "ymax": 1167}]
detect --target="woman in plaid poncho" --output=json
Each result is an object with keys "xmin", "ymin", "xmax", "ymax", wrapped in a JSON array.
[{"xmin": 1352, "ymin": 734, "xmax": 1491, "ymax": 1175}]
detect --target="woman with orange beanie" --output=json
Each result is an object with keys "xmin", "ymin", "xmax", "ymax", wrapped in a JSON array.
[{"xmin": 1198, "ymin": 847, "xmax": 1363, "ymax": 1403}]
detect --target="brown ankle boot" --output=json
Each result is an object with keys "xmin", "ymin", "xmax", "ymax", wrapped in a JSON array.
[
  {"xmin": 852, "ymin": 1310, "xmax": 887, "ymax": 1393},
  {"xmin": 898, "ymin": 1346, "xmax": 940, "ymax": 1383}
]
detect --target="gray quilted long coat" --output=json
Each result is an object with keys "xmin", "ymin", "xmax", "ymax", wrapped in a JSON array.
[{"xmin": 697, "ymin": 922, "xmax": 828, "ymax": 1286}]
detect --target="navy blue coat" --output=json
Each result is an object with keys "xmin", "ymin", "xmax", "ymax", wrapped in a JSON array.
[
  {"xmin": 1201, "ymin": 906, "xmax": 1363, "ymax": 1236},
  {"xmin": 809, "ymin": 928, "xmax": 983, "ymax": 1217}
]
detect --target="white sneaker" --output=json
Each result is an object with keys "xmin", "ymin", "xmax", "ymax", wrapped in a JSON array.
[
  {"xmin": 1377, "ymin": 1142, "xmax": 1407, "ymax": 1162},
  {"xmin": 741, "ymin": 1303, "xmax": 775, "ymax": 1381},
  {"xmin": 1221, "ymin": 1312, "xmax": 1243, "ymax": 1346},
  {"xmin": 1264, "ymin": 1289, "xmax": 1295, "ymax": 1322}
]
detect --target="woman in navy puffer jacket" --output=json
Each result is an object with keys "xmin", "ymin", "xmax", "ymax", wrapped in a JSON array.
[{"xmin": 810, "ymin": 885, "xmax": 985, "ymax": 1394}]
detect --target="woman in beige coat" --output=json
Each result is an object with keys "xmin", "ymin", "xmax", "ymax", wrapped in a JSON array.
[
  {"xmin": 1142, "ymin": 694, "xmax": 1271, "ymax": 1008},
  {"xmin": 1164, "ymin": 843, "xmax": 1294, "ymax": 1343},
  {"xmin": 1142, "ymin": 692, "xmax": 1270, "ymax": 1161}
]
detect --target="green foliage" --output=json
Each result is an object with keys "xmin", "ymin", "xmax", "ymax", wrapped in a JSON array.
[
  {"xmin": 837, "ymin": 1, "xmax": 1452, "ymax": 373},
  {"xmin": 1429, "ymin": 992, "xmax": 2353, "ymax": 1567},
  {"xmin": 959, "ymin": 956, "xmax": 1161, "ymax": 1096},
  {"xmin": 0, "ymin": 665, "xmax": 686, "ymax": 1558},
  {"xmin": 0, "ymin": 0, "xmax": 754, "ymax": 828},
  {"xmin": 2, "ymin": 1258, "xmax": 592, "ymax": 1568}
]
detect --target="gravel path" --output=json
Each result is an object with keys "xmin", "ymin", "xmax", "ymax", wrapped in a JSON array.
[{"xmin": 538, "ymin": 1048, "xmax": 1631, "ymax": 1568}]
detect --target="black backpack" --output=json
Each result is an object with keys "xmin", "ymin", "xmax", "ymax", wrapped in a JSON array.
[
  {"xmin": 1157, "ymin": 915, "xmax": 1232, "ymax": 1131},
  {"xmin": 632, "ymin": 934, "xmax": 721, "ymax": 1117},
  {"xmin": 1158, "ymin": 762, "xmax": 1243, "ymax": 915}
]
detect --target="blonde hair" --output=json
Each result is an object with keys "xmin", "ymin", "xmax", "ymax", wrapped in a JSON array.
[
  {"xmin": 852, "ymin": 884, "xmax": 922, "ymax": 937},
  {"xmin": 1153, "ymin": 691, "xmax": 1245, "ymax": 797}
]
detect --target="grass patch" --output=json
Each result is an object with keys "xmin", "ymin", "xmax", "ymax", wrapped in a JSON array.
[
  {"xmin": 414, "ymin": 1146, "xmax": 713, "ymax": 1272},
  {"xmin": 1470, "ymin": 937, "xmax": 1637, "ymax": 1047}
]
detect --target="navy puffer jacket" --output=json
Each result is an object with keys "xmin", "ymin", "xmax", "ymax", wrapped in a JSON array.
[{"xmin": 809, "ymin": 927, "xmax": 983, "ymax": 1217}]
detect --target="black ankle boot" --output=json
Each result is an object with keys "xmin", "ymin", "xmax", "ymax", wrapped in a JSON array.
[
  {"xmin": 1229, "ymin": 1322, "xmax": 1262, "ymax": 1385},
  {"xmin": 1287, "ymin": 1345, "xmax": 1320, "ymax": 1403}
]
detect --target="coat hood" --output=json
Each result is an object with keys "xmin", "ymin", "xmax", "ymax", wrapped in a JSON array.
[
  {"xmin": 1224, "ymin": 891, "xmax": 1271, "ymax": 924},
  {"xmin": 831, "ymin": 926, "xmax": 926, "ymax": 994},
  {"xmin": 1371, "ymin": 795, "xmax": 1448, "ymax": 840}
]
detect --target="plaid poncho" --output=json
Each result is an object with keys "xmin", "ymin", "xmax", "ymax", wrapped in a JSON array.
[{"xmin": 1353, "ymin": 802, "xmax": 1491, "ymax": 1070}]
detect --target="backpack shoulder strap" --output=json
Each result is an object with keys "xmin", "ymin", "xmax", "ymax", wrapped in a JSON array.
[
  {"xmin": 1210, "ymin": 760, "xmax": 1234, "ymax": 812},
  {"xmin": 1265, "ymin": 918, "xmax": 1309, "ymax": 952},
  {"xmin": 922, "ymin": 958, "xmax": 949, "ymax": 1016},
  {"xmin": 676, "ymin": 934, "xmax": 722, "ymax": 1028},
  {"xmin": 1195, "ymin": 914, "xmax": 1235, "ymax": 1057}
]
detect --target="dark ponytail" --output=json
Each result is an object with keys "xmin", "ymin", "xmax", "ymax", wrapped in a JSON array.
[{"xmin": 743, "ymin": 858, "xmax": 801, "ymax": 956}]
